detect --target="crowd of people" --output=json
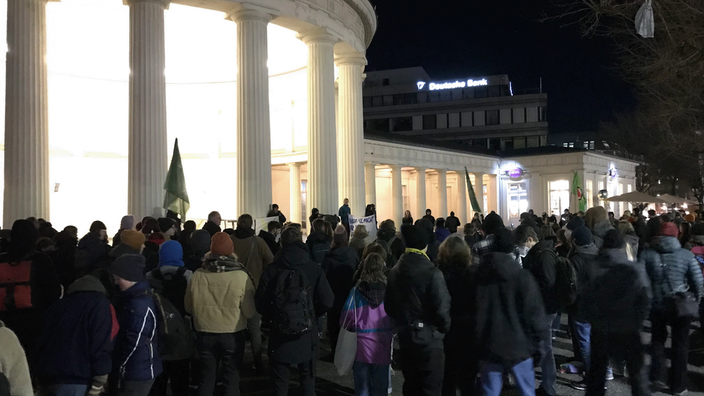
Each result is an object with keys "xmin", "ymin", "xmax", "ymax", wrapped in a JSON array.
[{"xmin": 0, "ymin": 203, "xmax": 702, "ymax": 396}]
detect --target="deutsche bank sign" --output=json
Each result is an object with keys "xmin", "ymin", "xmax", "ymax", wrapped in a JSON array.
[{"xmin": 417, "ymin": 78, "xmax": 489, "ymax": 91}]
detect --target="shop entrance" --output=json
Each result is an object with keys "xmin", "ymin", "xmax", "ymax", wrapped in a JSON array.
[
  {"xmin": 507, "ymin": 181, "xmax": 528, "ymax": 228},
  {"xmin": 549, "ymin": 180, "xmax": 570, "ymax": 216}
]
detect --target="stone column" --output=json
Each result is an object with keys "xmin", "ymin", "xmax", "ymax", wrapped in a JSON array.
[
  {"xmin": 126, "ymin": 0, "xmax": 170, "ymax": 219},
  {"xmin": 300, "ymin": 29, "xmax": 338, "ymax": 215},
  {"xmin": 288, "ymin": 163, "xmax": 302, "ymax": 225},
  {"xmin": 487, "ymin": 174, "xmax": 498, "ymax": 214},
  {"xmin": 437, "ymin": 169, "xmax": 448, "ymax": 219},
  {"xmin": 472, "ymin": 172, "xmax": 485, "ymax": 214},
  {"xmin": 365, "ymin": 162, "xmax": 377, "ymax": 207},
  {"xmin": 456, "ymin": 171, "xmax": 468, "ymax": 224},
  {"xmin": 231, "ymin": 9, "xmax": 272, "ymax": 219},
  {"xmin": 415, "ymin": 167, "xmax": 427, "ymax": 220},
  {"xmin": 390, "ymin": 165, "xmax": 403, "ymax": 226},
  {"xmin": 335, "ymin": 53, "xmax": 366, "ymax": 217},
  {"xmin": 4, "ymin": 0, "xmax": 51, "ymax": 227}
]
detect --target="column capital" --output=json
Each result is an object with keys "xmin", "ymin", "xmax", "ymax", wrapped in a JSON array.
[
  {"xmin": 227, "ymin": 6, "xmax": 273, "ymax": 23},
  {"xmin": 123, "ymin": 0, "xmax": 170, "ymax": 8},
  {"xmin": 287, "ymin": 162, "xmax": 303, "ymax": 168},
  {"xmin": 414, "ymin": 166, "xmax": 426, "ymax": 173},
  {"xmin": 334, "ymin": 52, "xmax": 367, "ymax": 67},
  {"xmin": 297, "ymin": 28, "xmax": 338, "ymax": 45},
  {"xmin": 388, "ymin": 164, "xmax": 403, "ymax": 171}
]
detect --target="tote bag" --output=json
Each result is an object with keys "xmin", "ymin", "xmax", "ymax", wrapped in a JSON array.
[{"xmin": 334, "ymin": 288, "xmax": 358, "ymax": 376}]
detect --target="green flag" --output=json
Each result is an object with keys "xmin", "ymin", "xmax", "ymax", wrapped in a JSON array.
[
  {"xmin": 465, "ymin": 167, "xmax": 482, "ymax": 213},
  {"xmin": 571, "ymin": 171, "xmax": 586, "ymax": 212},
  {"xmin": 163, "ymin": 138, "xmax": 190, "ymax": 216}
]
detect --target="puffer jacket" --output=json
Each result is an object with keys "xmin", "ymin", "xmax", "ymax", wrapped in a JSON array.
[
  {"xmin": 114, "ymin": 281, "xmax": 162, "ymax": 381},
  {"xmin": 583, "ymin": 248, "xmax": 651, "ymax": 333},
  {"xmin": 386, "ymin": 250, "xmax": 451, "ymax": 349},
  {"xmin": 568, "ymin": 243, "xmax": 599, "ymax": 322},
  {"xmin": 641, "ymin": 236, "xmax": 704, "ymax": 310},
  {"xmin": 591, "ymin": 220, "xmax": 614, "ymax": 248},
  {"xmin": 0, "ymin": 321, "xmax": 32, "ymax": 396},
  {"xmin": 340, "ymin": 281, "xmax": 393, "ymax": 365},
  {"xmin": 185, "ymin": 255, "xmax": 256, "ymax": 334}
]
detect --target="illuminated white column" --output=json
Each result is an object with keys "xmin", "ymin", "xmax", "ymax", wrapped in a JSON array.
[
  {"xmin": 335, "ymin": 53, "xmax": 366, "ymax": 217},
  {"xmin": 437, "ymin": 169, "xmax": 448, "ymax": 219},
  {"xmin": 4, "ymin": 0, "xmax": 51, "ymax": 227},
  {"xmin": 456, "ymin": 171, "xmax": 468, "ymax": 225},
  {"xmin": 365, "ymin": 162, "xmax": 377, "ymax": 206},
  {"xmin": 300, "ymin": 29, "xmax": 339, "ymax": 214},
  {"xmin": 232, "ymin": 9, "xmax": 272, "ymax": 218},
  {"xmin": 487, "ymin": 174, "xmax": 498, "ymax": 214},
  {"xmin": 390, "ymin": 165, "xmax": 403, "ymax": 226},
  {"xmin": 288, "ymin": 163, "xmax": 302, "ymax": 225},
  {"xmin": 126, "ymin": 0, "xmax": 170, "ymax": 219},
  {"xmin": 472, "ymin": 172, "xmax": 485, "ymax": 214},
  {"xmin": 415, "ymin": 167, "xmax": 427, "ymax": 220}
]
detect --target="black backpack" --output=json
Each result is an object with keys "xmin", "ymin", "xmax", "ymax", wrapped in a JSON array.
[
  {"xmin": 274, "ymin": 266, "xmax": 313, "ymax": 336},
  {"xmin": 150, "ymin": 267, "xmax": 188, "ymax": 316},
  {"xmin": 149, "ymin": 290, "xmax": 194, "ymax": 361},
  {"xmin": 554, "ymin": 255, "xmax": 578, "ymax": 308}
]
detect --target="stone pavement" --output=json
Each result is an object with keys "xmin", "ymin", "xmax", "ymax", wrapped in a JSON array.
[{"xmin": 233, "ymin": 317, "xmax": 704, "ymax": 396}]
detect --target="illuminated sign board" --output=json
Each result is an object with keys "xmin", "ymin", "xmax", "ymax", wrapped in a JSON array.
[
  {"xmin": 416, "ymin": 78, "xmax": 488, "ymax": 91},
  {"xmin": 507, "ymin": 168, "xmax": 523, "ymax": 178}
]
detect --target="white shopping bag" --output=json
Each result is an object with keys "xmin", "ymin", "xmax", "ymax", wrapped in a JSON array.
[{"xmin": 334, "ymin": 289, "xmax": 358, "ymax": 376}]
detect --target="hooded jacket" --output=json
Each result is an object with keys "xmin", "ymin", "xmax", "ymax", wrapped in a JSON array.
[
  {"xmin": 185, "ymin": 255, "xmax": 256, "ymax": 334},
  {"xmin": 386, "ymin": 250, "xmax": 451, "ymax": 349},
  {"xmin": 114, "ymin": 281, "xmax": 162, "ymax": 381},
  {"xmin": 185, "ymin": 230, "xmax": 210, "ymax": 271},
  {"xmin": 445, "ymin": 215, "xmax": 461, "ymax": 234},
  {"xmin": 473, "ymin": 252, "xmax": 549, "ymax": 368},
  {"xmin": 641, "ymin": 236, "xmax": 704, "ymax": 310},
  {"xmin": 306, "ymin": 231, "xmax": 332, "ymax": 264},
  {"xmin": 76, "ymin": 232, "xmax": 111, "ymax": 272},
  {"xmin": 590, "ymin": 220, "xmax": 614, "ymax": 249},
  {"xmin": 0, "ymin": 321, "xmax": 32, "ymax": 396},
  {"xmin": 441, "ymin": 265, "xmax": 475, "ymax": 352},
  {"xmin": 583, "ymin": 249, "xmax": 651, "ymax": 333},
  {"xmin": 258, "ymin": 230, "xmax": 280, "ymax": 256},
  {"xmin": 340, "ymin": 281, "xmax": 392, "ymax": 365},
  {"xmin": 232, "ymin": 227, "xmax": 274, "ymax": 287},
  {"xmin": 255, "ymin": 241, "xmax": 334, "ymax": 364},
  {"xmin": 568, "ymin": 243, "xmax": 599, "ymax": 322},
  {"xmin": 376, "ymin": 228, "xmax": 405, "ymax": 260},
  {"xmin": 523, "ymin": 239, "xmax": 558, "ymax": 314},
  {"xmin": 434, "ymin": 227, "xmax": 451, "ymax": 243},
  {"xmin": 322, "ymin": 246, "xmax": 359, "ymax": 315},
  {"xmin": 35, "ymin": 276, "xmax": 115, "ymax": 386}
]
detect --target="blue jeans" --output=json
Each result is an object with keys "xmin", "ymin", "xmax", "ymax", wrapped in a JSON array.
[
  {"xmin": 540, "ymin": 313, "xmax": 557, "ymax": 395},
  {"xmin": 47, "ymin": 384, "xmax": 89, "ymax": 396},
  {"xmin": 480, "ymin": 358, "xmax": 535, "ymax": 396},
  {"xmin": 574, "ymin": 320, "xmax": 592, "ymax": 370},
  {"xmin": 353, "ymin": 361, "xmax": 390, "ymax": 396}
]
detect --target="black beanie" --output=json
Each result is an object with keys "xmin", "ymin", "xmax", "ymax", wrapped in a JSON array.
[
  {"xmin": 10, "ymin": 219, "xmax": 39, "ymax": 254},
  {"xmin": 566, "ymin": 217, "xmax": 585, "ymax": 231},
  {"xmin": 158, "ymin": 217, "xmax": 175, "ymax": 233},
  {"xmin": 402, "ymin": 225, "xmax": 428, "ymax": 250},
  {"xmin": 110, "ymin": 254, "xmax": 146, "ymax": 282},
  {"xmin": 571, "ymin": 226, "xmax": 592, "ymax": 246},
  {"xmin": 89, "ymin": 220, "xmax": 107, "ymax": 234},
  {"xmin": 482, "ymin": 211, "xmax": 504, "ymax": 235}
]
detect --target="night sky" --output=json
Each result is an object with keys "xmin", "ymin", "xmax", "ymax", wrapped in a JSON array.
[{"xmin": 365, "ymin": 0, "xmax": 637, "ymax": 134}]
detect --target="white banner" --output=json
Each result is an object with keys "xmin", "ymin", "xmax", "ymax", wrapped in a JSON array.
[
  {"xmin": 255, "ymin": 216, "xmax": 280, "ymax": 234},
  {"xmin": 348, "ymin": 214, "xmax": 378, "ymax": 241}
]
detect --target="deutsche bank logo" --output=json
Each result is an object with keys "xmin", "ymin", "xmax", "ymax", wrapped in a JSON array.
[{"xmin": 417, "ymin": 81, "xmax": 426, "ymax": 90}]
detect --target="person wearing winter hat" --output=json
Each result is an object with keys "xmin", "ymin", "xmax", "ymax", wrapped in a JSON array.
[
  {"xmin": 565, "ymin": 217, "xmax": 586, "ymax": 241},
  {"xmin": 113, "ymin": 215, "xmax": 135, "ymax": 246},
  {"xmin": 186, "ymin": 232, "xmax": 256, "ymax": 396},
  {"xmin": 108, "ymin": 230, "xmax": 146, "ymax": 262},
  {"xmin": 185, "ymin": 230, "xmax": 211, "ymax": 271},
  {"xmin": 0, "ymin": 220, "xmax": 61, "ymax": 357},
  {"xmin": 147, "ymin": 218, "xmax": 177, "ymax": 246},
  {"xmin": 321, "ymin": 224, "xmax": 359, "ymax": 357},
  {"xmin": 386, "ymin": 224, "xmax": 450, "ymax": 396},
  {"xmin": 582, "ymin": 230, "xmax": 651, "ymax": 396},
  {"xmin": 76, "ymin": 220, "xmax": 111, "ymax": 276},
  {"xmin": 470, "ymin": 211, "xmax": 521, "ymax": 267},
  {"xmin": 641, "ymin": 221, "xmax": 703, "ymax": 395},
  {"xmin": 566, "ymin": 225, "xmax": 607, "ymax": 391},
  {"xmin": 110, "ymin": 255, "xmax": 162, "ymax": 396},
  {"xmin": 254, "ymin": 226, "xmax": 333, "ymax": 396},
  {"xmin": 35, "ymin": 275, "xmax": 117, "ymax": 396}
]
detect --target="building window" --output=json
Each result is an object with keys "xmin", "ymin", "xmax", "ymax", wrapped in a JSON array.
[
  {"xmin": 417, "ymin": 92, "xmax": 428, "ymax": 103},
  {"xmin": 437, "ymin": 114, "xmax": 448, "ymax": 129},
  {"xmin": 539, "ymin": 106, "xmax": 547, "ymax": 121},
  {"xmin": 393, "ymin": 93, "xmax": 418, "ymax": 105},
  {"xmin": 474, "ymin": 111, "xmax": 485, "ymax": 126},
  {"xmin": 569, "ymin": 142, "xmax": 574, "ymax": 148},
  {"xmin": 471, "ymin": 139, "xmax": 486, "ymax": 148},
  {"xmin": 382, "ymin": 78, "xmax": 390, "ymax": 86},
  {"xmin": 383, "ymin": 95, "xmax": 393, "ymax": 106},
  {"xmin": 448, "ymin": 113, "xmax": 460, "ymax": 128},
  {"xmin": 486, "ymin": 110, "xmax": 500, "ymax": 125},
  {"xmin": 500, "ymin": 109, "xmax": 512, "ymax": 124},
  {"xmin": 367, "ymin": 118, "xmax": 390, "ymax": 132},
  {"xmin": 363, "ymin": 97, "xmax": 371, "ymax": 108},
  {"xmin": 474, "ymin": 87, "xmax": 488, "ymax": 99},
  {"xmin": 391, "ymin": 117, "xmax": 412, "ymax": 132},
  {"xmin": 583, "ymin": 141, "xmax": 589, "ymax": 149},
  {"xmin": 513, "ymin": 108, "xmax": 525, "ymax": 123},
  {"xmin": 461, "ymin": 112, "xmax": 473, "ymax": 127},
  {"xmin": 371, "ymin": 96, "xmax": 383, "ymax": 107},
  {"xmin": 549, "ymin": 180, "xmax": 570, "ymax": 216},
  {"xmin": 563, "ymin": 143, "xmax": 569, "ymax": 148},
  {"xmin": 488, "ymin": 86, "xmax": 501, "ymax": 97},
  {"xmin": 423, "ymin": 114, "xmax": 437, "ymax": 130},
  {"xmin": 527, "ymin": 136, "xmax": 540, "ymax": 148},
  {"xmin": 589, "ymin": 141, "xmax": 595, "ymax": 150},
  {"xmin": 301, "ymin": 180, "xmax": 308, "ymax": 229},
  {"xmin": 501, "ymin": 138, "xmax": 514, "ymax": 150},
  {"xmin": 428, "ymin": 91, "xmax": 441, "ymax": 103},
  {"xmin": 526, "ymin": 107, "xmax": 539, "ymax": 122},
  {"xmin": 402, "ymin": 184, "xmax": 410, "ymax": 212},
  {"xmin": 514, "ymin": 137, "xmax": 526, "ymax": 149},
  {"xmin": 488, "ymin": 138, "xmax": 500, "ymax": 151},
  {"xmin": 463, "ymin": 88, "xmax": 474, "ymax": 100}
]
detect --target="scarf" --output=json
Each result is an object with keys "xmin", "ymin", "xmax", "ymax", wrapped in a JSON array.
[{"xmin": 405, "ymin": 247, "xmax": 430, "ymax": 260}]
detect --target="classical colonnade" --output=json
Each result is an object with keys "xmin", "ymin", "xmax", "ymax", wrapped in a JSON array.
[{"xmin": 4, "ymin": 0, "xmax": 368, "ymax": 227}]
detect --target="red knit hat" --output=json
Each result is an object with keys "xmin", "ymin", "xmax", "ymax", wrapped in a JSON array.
[
  {"xmin": 659, "ymin": 222, "xmax": 679, "ymax": 238},
  {"xmin": 210, "ymin": 232, "xmax": 234, "ymax": 256}
]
